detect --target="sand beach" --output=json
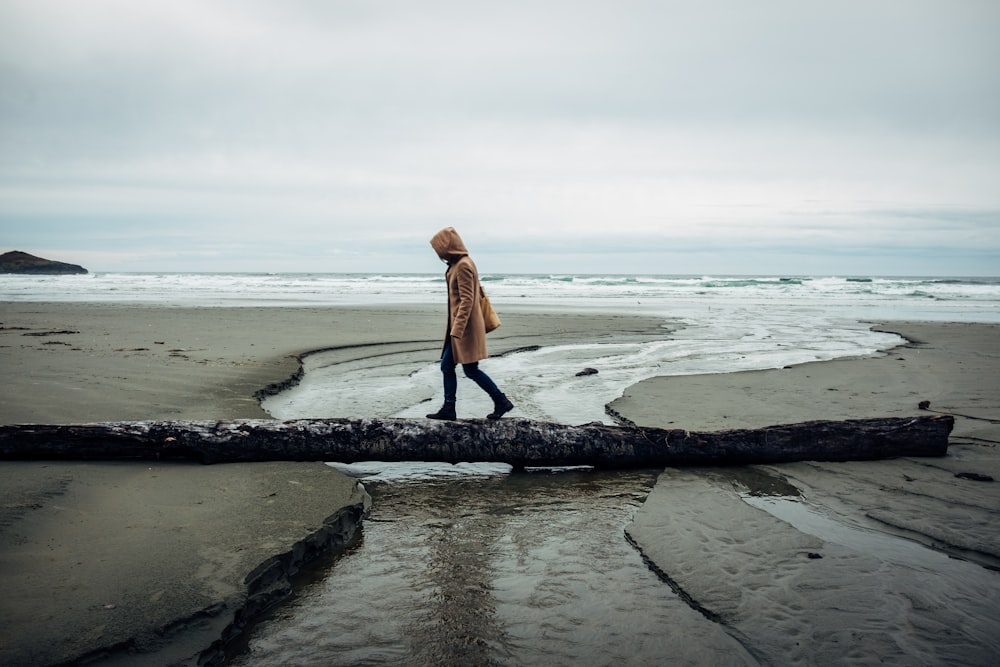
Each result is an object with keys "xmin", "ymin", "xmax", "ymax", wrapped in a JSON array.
[{"xmin": 1, "ymin": 302, "xmax": 998, "ymax": 664}]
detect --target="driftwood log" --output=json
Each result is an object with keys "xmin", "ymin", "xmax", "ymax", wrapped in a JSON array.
[{"xmin": 0, "ymin": 416, "xmax": 952, "ymax": 468}]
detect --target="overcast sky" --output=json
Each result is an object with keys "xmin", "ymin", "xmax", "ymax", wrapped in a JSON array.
[{"xmin": 1, "ymin": 1, "xmax": 998, "ymax": 275}]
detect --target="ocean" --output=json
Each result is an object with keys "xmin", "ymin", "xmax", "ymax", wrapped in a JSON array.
[
  {"xmin": 4, "ymin": 272, "xmax": 998, "ymax": 426},
  {"xmin": 3, "ymin": 272, "xmax": 1000, "ymax": 321}
]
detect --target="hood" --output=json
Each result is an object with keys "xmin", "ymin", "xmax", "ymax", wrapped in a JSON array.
[{"xmin": 430, "ymin": 227, "xmax": 469, "ymax": 264}]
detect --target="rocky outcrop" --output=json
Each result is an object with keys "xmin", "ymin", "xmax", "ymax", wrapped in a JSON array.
[
  {"xmin": 0, "ymin": 250, "xmax": 88, "ymax": 274},
  {"xmin": 0, "ymin": 415, "xmax": 953, "ymax": 467}
]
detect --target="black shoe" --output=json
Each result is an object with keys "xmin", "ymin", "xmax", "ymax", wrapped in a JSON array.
[
  {"xmin": 426, "ymin": 403, "xmax": 457, "ymax": 421},
  {"xmin": 487, "ymin": 395, "xmax": 514, "ymax": 420}
]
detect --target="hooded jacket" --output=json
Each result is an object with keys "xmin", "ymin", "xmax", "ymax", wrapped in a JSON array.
[{"xmin": 430, "ymin": 227, "xmax": 488, "ymax": 364}]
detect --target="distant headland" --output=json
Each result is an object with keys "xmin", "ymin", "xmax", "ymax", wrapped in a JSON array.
[{"xmin": 0, "ymin": 251, "xmax": 88, "ymax": 275}]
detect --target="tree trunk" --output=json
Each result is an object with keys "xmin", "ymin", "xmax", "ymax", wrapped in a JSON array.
[{"xmin": 0, "ymin": 416, "xmax": 952, "ymax": 468}]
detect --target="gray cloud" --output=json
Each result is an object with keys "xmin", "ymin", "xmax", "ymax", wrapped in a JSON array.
[{"xmin": 1, "ymin": 0, "xmax": 998, "ymax": 274}]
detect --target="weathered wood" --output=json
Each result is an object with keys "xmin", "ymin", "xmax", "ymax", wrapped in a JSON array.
[{"xmin": 0, "ymin": 416, "xmax": 952, "ymax": 468}]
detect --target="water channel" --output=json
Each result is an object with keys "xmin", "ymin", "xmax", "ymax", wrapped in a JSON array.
[{"xmin": 225, "ymin": 465, "xmax": 743, "ymax": 666}]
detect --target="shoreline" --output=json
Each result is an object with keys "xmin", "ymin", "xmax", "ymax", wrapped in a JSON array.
[{"xmin": 2, "ymin": 302, "xmax": 998, "ymax": 664}]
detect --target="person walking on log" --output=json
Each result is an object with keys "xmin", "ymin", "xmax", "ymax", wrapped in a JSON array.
[{"xmin": 426, "ymin": 227, "xmax": 514, "ymax": 421}]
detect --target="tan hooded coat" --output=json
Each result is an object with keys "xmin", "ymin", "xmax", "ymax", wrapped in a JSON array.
[{"xmin": 430, "ymin": 227, "xmax": 488, "ymax": 364}]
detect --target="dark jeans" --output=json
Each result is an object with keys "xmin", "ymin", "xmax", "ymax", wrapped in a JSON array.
[{"xmin": 440, "ymin": 339, "xmax": 501, "ymax": 403}]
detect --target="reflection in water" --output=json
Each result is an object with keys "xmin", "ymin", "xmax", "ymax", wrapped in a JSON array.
[{"xmin": 226, "ymin": 468, "xmax": 733, "ymax": 666}]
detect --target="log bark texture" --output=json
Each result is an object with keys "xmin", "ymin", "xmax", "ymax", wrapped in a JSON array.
[{"xmin": 0, "ymin": 416, "xmax": 952, "ymax": 468}]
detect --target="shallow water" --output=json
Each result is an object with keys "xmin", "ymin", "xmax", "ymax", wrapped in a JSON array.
[
  {"xmin": 225, "ymin": 467, "xmax": 748, "ymax": 666},
  {"xmin": 262, "ymin": 315, "xmax": 903, "ymax": 425}
]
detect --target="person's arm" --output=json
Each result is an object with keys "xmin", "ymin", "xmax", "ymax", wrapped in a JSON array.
[{"xmin": 450, "ymin": 261, "xmax": 477, "ymax": 338}]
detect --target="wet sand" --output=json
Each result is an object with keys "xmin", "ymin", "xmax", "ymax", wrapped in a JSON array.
[
  {"xmin": 0, "ymin": 461, "xmax": 370, "ymax": 667},
  {"xmin": 613, "ymin": 322, "xmax": 1000, "ymax": 664},
  {"xmin": 1, "ymin": 303, "xmax": 998, "ymax": 664}
]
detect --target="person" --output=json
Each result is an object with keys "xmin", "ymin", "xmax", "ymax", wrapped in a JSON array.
[{"xmin": 426, "ymin": 227, "xmax": 514, "ymax": 421}]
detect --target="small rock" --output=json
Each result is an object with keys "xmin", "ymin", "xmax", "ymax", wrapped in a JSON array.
[
  {"xmin": 918, "ymin": 400, "xmax": 931, "ymax": 410},
  {"xmin": 576, "ymin": 368, "xmax": 599, "ymax": 377},
  {"xmin": 807, "ymin": 552, "xmax": 823, "ymax": 559},
  {"xmin": 955, "ymin": 472, "xmax": 994, "ymax": 482}
]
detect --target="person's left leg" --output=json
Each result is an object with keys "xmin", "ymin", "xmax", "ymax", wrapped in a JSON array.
[{"xmin": 462, "ymin": 362, "xmax": 514, "ymax": 419}]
